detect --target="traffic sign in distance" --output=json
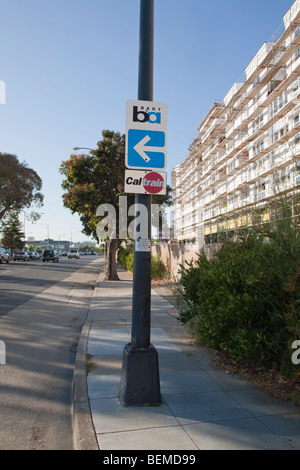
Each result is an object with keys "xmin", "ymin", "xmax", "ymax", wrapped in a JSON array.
[{"xmin": 126, "ymin": 100, "xmax": 167, "ymax": 170}]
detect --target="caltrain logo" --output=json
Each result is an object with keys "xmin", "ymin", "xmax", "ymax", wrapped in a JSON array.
[
  {"xmin": 142, "ymin": 172, "xmax": 164, "ymax": 194},
  {"xmin": 125, "ymin": 170, "xmax": 166, "ymax": 195}
]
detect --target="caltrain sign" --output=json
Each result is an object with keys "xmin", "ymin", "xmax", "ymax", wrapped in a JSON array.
[{"xmin": 124, "ymin": 169, "xmax": 167, "ymax": 195}]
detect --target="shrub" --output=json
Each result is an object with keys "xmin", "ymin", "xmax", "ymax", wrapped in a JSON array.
[
  {"xmin": 151, "ymin": 256, "xmax": 167, "ymax": 280},
  {"xmin": 175, "ymin": 230, "xmax": 299, "ymax": 377},
  {"xmin": 118, "ymin": 246, "xmax": 167, "ymax": 279},
  {"xmin": 117, "ymin": 246, "xmax": 134, "ymax": 272},
  {"xmin": 124, "ymin": 251, "xmax": 134, "ymax": 272}
]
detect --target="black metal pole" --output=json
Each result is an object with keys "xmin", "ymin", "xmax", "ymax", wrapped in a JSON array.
[
  {"xmin": 119, "ymin": 0, "xmax": 161, "ymax": 406},
  {"xmin": 138, "ymin": 0, "xmax": 154, "ymax": 102},
  {"xmin": 131, "ymin": 0, "xmax": 154, "ymax": 350}
]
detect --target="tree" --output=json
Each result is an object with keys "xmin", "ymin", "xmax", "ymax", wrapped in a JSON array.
[
  {"xmin": 60, "ymin": 130, "xmax": 172, "ymax": 280},
  {"xmin": 0, "ymin": 153, "xmax": 44, "ymax": 221},
  {"xmin": 1, "ymin": 212, "xmax": 25, "ymax": 253}
]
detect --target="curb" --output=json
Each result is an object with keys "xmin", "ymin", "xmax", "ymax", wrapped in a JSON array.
[
  {"xmin": 72, "ymin": 270, "xmax": 103, "ymax": 451},
  {"xmin": 72, "ymin": 321, "xmax": 99, "ymax": 450}
]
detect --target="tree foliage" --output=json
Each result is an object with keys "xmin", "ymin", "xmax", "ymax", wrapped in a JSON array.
[
  {"xmin": 0, "ymin": 153, "xmax": 44, "ymax": 220},
  {"xmin": 1, "ymin": 211, "xmax": 25, "ymax": 253},
  {"xmin": 60, "ymin": 130, "xmax": 172, "ymax": 280},
  {"xmin": 60, "ymin": 130, "xmax": 126, "ymax": 239}
]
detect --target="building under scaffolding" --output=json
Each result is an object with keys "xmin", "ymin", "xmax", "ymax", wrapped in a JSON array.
[{"xmin": 172, "ymin": 0, "xmax": 300, "ymax": 248}]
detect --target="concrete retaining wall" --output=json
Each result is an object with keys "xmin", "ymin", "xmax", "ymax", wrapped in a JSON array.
[{"xmin": 151, "ymin": 243, "xmax": 222, "ymax": 279}]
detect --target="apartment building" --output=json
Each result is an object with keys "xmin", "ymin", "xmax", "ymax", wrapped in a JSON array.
[{"xmin": 172, "ymin": 0, "xmax": 300, "ymax": 248}]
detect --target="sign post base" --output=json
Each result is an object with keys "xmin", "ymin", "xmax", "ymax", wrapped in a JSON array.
[{"xmin": 119, "ymin": 343, "xmax": 162, "ymax": 407}]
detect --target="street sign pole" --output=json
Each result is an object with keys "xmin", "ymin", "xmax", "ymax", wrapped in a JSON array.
[{"xmin": 120, "ymin": 0, "xmax": 162, "ymax": 406}]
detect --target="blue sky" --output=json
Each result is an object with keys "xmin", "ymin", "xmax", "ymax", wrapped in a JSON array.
[{"xmin": 0, "ymin": 0, "xmax": 295, "ymax": 242}]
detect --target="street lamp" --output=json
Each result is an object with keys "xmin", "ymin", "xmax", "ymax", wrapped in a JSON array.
[
  {"xmin": 73, "ymin": 147, "xmax": 93, "ymax": 151},
  {"xmin": 20, "ymin": 210, "xmax": 30, "ymax": 240},
  {"xmin": 34, "ymin": 222, "xmax": 49, "ymax": 248}
]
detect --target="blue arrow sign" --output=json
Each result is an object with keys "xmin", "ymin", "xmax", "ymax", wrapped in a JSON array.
[
  {"xmin": 125, "ymin": 100, "xmax": 167, "ymax": 170},
  {"xmin": 127, "ymin": 129, "xmax": 166, "ymax": 170}
]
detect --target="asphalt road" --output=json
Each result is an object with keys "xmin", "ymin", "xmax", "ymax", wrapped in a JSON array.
[{"xmin": 0, "ymin": 255, "xmax": 103, "ymax": 450}]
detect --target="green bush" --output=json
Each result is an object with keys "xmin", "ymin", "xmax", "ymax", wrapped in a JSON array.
[
  {"xmin": 118, "ymin": 246, "xmax": 167, "ymax": 279},
  {"xmin": 124, "ymin": 251, "xmax": 134, "ymax": 272},
  {"xmin": 117, "ymin": 246, "xmax": 134, "ymax": 272},
  {"xmin": 175, "ymin": 228, "xmax": 300, "ymax": 378},
  {"xmin": 151, "ymin": 256, "xmax": 167, "ymax": 280}
]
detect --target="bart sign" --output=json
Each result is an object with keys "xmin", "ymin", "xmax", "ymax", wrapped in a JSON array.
[
  {"xmin": 125, "ymin": 169, "xmax": 167, "ymax": 195},
  {"xmin": 126, "ymin": 100, "xmax": 167, "ymax": 170}
]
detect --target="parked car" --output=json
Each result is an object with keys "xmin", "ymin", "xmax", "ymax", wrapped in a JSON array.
[
  {"xmin": 42, "ymin": 249, "xmax": 59, "ymax": 263},
  {"xmin": 0, "ymin": 247, "xmax": 9, "ymax": 264},
  {"xmin": 27, "ymin": 251, "xmax": 37, "ymax": 260},
  {"xmin": 35, "ymin": 249, "xmax": 43, "ymax": 259},
  {"xmin": 13, "ymin": 251, "xmax": 30, "ymax": 261},
  {"xmin": 68, "ymin": 249, "xmax": 80, "ymax": 259}
]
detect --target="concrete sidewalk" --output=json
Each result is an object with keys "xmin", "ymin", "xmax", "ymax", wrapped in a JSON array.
[{"xmin": 74, "ymin": 268, "xmax": 300, "ymax": 451}]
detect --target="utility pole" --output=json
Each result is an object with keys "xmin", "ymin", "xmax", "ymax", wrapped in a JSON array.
[{"xmin": 119, "ymin": 0, "xmax": 162, "ymax": 406}]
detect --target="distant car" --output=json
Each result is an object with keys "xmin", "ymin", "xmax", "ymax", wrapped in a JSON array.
[
  {"xmin": 13, "ymin": 251, "xmax": 30, "ymax": 261},
  {"xmin": 68, "ymin": 249, "xmax": 80, "ymax": 259},
  {"xmin": 27, "ymin": 251, "xmax": 37, "ymax": 260},
  {"xmin": 42, "ymin": 249, "xmax": 59, "ymax": 263},
  {"xmin": 35, "ymin": 250, "xmax": 43, "ymax": 259},
  {"xmin": 61, "ymin": 252, "xmax": 68, "ymax": 257},
  {"xmin": 0, "ymin": 247, "xmax": 9, "ymax": 264}
]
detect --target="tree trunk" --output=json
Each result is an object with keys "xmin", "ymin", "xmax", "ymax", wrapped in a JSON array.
[{"xmin": 103, "ymin": 238, "xmax": 120, "ymax": 281}]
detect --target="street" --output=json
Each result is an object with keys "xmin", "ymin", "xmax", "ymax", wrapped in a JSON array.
[{"xmin": 0, "ymin": 256, "xmax": 103, "ymax": 450}]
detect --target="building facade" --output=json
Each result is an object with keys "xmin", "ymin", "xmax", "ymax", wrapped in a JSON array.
[
  {"xmin": 25, "ymin": 239, "xmax": 72, "ymax": 252},
  {"xmin": 172, "ymin": 0, "xmax": 300, "ymax": 248}
]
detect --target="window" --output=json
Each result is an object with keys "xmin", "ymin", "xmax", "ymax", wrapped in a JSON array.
[
  {"xmin": 274, "ymin": 125, "xmax": 289, "ymax": 143},
  {"xmin": 227, "ymin": 160, "xmax": 236, "ymax": 174},
  {"xmin": 258, "ymin": 154, "xmax": 268, "ymax": 167},
  {"xmin": 253, "ymin": 76, "xmax": 261, "ymax": 88},
  {"xmin": 254, "ymin": 179, "xmax": 266, "ymax": 201},
  {"xmin": 295, "ymin": 133, "xmax": 300, "ymax": 144},
  {"xmin": 251, "ymin": 113, "xmax": 264, "ymax": 134},
  {"xmin": 274, "ymin": 92, "xmax": 288, "ymax": 113},
  {"xmin": 252, "ymin": 140, "xmax": 265, "ymax": 156}
]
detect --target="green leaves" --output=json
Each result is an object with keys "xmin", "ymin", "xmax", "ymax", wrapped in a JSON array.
[
  {"xmin": 1, "ymin": 211, "xmax": 25, "ymax": 252},
  {"xmin": 175, "ymin": 232, "xmax": 300, "ymax": 376},
  {"xmin": 0, "ymin": 153, "xmax": 44, "ymax": 221},
  {"xmin": 60, "ymin": 130, "xmax": 172, "ymax": 241},
  {"xmin": 60, "ymin": 130, "xmax": 126, "ymax": 240}
]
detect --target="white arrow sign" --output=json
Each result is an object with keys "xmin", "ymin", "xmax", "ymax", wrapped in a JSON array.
[
  {"xmin": 133, "ymin": 135, "xmax": 166, "ymax": 163},
  {"xmin": 126, "ymin": 100, "xmax": 167, "ymax": 170}
]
